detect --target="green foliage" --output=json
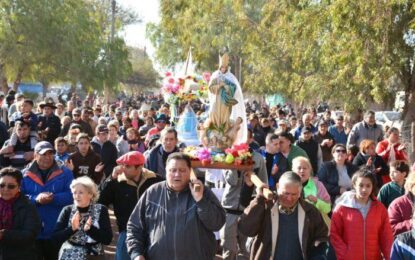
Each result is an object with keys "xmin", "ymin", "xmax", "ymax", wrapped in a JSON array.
[
  {"xmin": 122, "ymin": 47, "xmax": 160, "ymax": 90},
  {"xmin": 148, "ymin": 0, "xmax": 415, "ymax": 112},
  {"xmin": 0, "ymin": 0, "xmax": 138, "ymax": 93}
]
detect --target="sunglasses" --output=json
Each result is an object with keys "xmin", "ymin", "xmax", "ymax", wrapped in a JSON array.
[
  {"xmin": 335, "ymin": 149, "xmax": 347, "ymax": 154},
  {"xmin": 0, "ymin": 183, "xmax": 18, "ymax": 190},
  {"xmin": 73, "ymin": 114, "xmax": 80, "ymax": 117}
]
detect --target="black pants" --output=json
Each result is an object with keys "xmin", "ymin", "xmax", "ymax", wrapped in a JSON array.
[{"xmin": 36, "ymin": 239, "xmax": 59, "ymax": 260}]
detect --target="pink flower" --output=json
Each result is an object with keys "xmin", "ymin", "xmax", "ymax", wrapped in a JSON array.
[
  {"xmin": 163, "ymin": 83, "xmax": 173, "ymax": 93},
  {"xmin": 165, "ymin": 72, "xmax": 172, "ymax": 77},
  {"xmin": 171, "ymin": 84, "xmax": 180, "ymax": 94},
  {"xmin": 203, "ymin": 72, "xmax": 211, "ymax": 83},
  {"xmin": 197, "ymin": 148, "xmax": 211, "ymax": 161},
  {"xmin": 168, "ymin": 77, "xmax": 175, "ymax": 84}
]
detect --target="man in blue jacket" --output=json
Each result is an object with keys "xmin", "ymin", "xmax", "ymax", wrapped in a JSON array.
[
  {"xmin": 144, "ymin": 127, "xmax": 179, "ymax": 178},
  {"xmin": 21, "ymin": 141, "xmax": 74, "ymax": 260}
]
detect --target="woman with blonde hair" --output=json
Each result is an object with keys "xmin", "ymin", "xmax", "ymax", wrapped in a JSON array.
[
  {"xmin": 52, "ymin": 176, "xmax": 112, "ymax": 259},
  {"xmin": 292, "ymin": 156, "xmax": 331, "ymax": 217},
  {"xmin": 388, "ymin": 171, "xmax": 415, "ymax": 236}
]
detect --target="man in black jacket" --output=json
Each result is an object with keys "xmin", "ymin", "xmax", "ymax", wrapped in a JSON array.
[
  {"xmin": 91, "ymin": 124, "xmax": 117, "ymax": 178},
  {"xmin": 99, "ymin": 151, "xmax": 162, "ymax": 260},
  {"xmin": 295, "ymin": 127, "xmax": 321, "ymax": 174},
  {"xmin": 37, "ymin": 101, "xmax": 62, "ymax": 144}
]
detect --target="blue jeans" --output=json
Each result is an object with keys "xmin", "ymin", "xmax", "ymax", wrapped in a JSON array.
[{"xmin": 116, "ymin": 231, "xmax": 131, "ymax": 260}]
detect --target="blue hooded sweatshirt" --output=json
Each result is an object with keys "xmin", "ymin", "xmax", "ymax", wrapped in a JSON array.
[{"xmin": 21, "ymin": 161, "xmax": 73, "ymax": 239}]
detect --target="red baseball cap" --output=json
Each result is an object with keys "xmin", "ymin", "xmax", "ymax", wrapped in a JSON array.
[{"xmin": 116, "ymin": 151, "xmax": 145, "ymax": 166}]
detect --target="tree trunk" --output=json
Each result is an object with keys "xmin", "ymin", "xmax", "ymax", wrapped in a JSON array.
[
  {"xmin": 104, "ymin": 81, "xmax": 110, "ymax": 105},
  {"xmin": 402, "ymin": 71, "xmax": 415, "ymax": 164},
  {"xmin": 72, "ymin": 81, "xmax": 77, "ymax": 93},
  {"xmin": 239, "ymin": 57, "xmax": 243, "ymax": 86},
  {"xmin": 41, "ymin": 80, "xmax": 48, "ymax": 99},
  {"xmin": 0, "ymin": 64, "xmax": 8, "ymax": 94},
  {"xmin": 12, "ymin": 67, "xmax": 24, "ymax": 91},
  {"xmin": 411, "ymin": 122, "xmax": 415, "ymax": 163}
]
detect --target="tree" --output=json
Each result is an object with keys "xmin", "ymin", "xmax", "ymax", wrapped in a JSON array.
[
  {"xmin": 150, "ymin": 0, "xmax": 415, "ymax": 158},
  {"xmin": 0, "ymin": 0, "xmax": 137, "ymax": 95},
  {"xmin": 147, "ymin": 0, "xmax": 265, "ymax": 83},
  {"xmin": 122, "ymin": 47, "xmax": 160, "ymax": 91},
  {"xmin": 148, "ymin": 1, "xmax": 415, "ymax": 107}
]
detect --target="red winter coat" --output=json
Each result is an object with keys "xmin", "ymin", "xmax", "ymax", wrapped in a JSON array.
[
  {"xmin": 388, "ymin": 193, "xmax": 413, "ymax": 236},
  {"xmin": 330, "ymin": 192, "xmax": 393, "ymax": 260},
  {"xmin": 376, "ymin": 139, "xmax": 408, "ymax": 163}
]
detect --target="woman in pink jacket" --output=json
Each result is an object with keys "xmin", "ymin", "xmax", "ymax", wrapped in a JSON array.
[{"xmin": 330, "ymin": 168, "xmax": 393, "ymax": 260}]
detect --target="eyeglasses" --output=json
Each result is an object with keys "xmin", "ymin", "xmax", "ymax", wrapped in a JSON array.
[
  {"xmin": 73, "ymin": 114, "xmax": 80, "ymax": 117},
  {"xmin": 0, "ymin": 183, "xmax": 18, "ymax": 190},
  {"xmin": 335, "ymin": 149, "xmax": 347, "ymax": 154}
]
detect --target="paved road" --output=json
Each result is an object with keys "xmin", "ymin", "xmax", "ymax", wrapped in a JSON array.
[{"xmin": 104, "ymin": 209, "xmax": 118, "ymax": 258}]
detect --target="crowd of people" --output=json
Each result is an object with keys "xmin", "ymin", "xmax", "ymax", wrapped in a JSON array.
[{"xmin": 0, "ymin": 89, "xmax": 413, "ymax": 260}]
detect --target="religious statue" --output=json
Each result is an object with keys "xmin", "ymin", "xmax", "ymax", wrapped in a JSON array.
[
  {"xmin": 199, "ymin": 52, "xmax": 247, "ymax": 151},
  {"xmin": 176, "ymin": 104, "xmax": 200, "ymax": 146}
]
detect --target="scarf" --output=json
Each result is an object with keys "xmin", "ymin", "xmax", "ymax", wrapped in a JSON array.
[{"xmin": 0, "ymin": 193, "xmax": 19, "ymax": 230}]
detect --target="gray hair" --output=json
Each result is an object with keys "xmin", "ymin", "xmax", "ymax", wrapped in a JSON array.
[
  {"xmin": 278, "ymin": 171, "xmax": 302, "ymax": 189},
  {"xmin": 70, "ymin": 176, "xmax": 99, "ymax": 202}
]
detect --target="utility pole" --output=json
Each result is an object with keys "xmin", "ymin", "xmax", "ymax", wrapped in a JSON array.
[
  {"xmin": 111, "ymin": 0, "xmax": 115, "ymax": 42},
  {"xmin": 105, "ymin": 0, "xmax": 116, "ymax": 104}
]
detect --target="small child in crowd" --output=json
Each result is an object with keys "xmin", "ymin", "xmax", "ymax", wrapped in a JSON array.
[{"xmin": 377, "ymin": 160, "xmax": 409, "ymax": 208}]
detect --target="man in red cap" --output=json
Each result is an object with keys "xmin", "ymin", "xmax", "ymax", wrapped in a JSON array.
[{"xmin": 98, "ymin": 151, "xmax": 161, "ymax": 260}]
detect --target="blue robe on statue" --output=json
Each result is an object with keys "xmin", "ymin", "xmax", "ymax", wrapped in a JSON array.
[{"xmin": 177, "ymin": 105, "xmax": 200, "ymax": 146}]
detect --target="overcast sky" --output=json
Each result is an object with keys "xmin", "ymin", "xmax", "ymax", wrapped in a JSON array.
[{"xmin": 117, "ymin": 0, "xmax": 160, "ymax": 59}]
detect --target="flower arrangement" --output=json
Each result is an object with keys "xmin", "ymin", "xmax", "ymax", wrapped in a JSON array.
[
  {"xmin": 183, "ymin": 143, "xmax": 253, "ymax": 167},
  {"xmin": 183, "ymin": 146, "xmax": 199, "ymax": 159},
  {"xmin": 197, "ymin": 147, "xmax": 212, "ymax": 166},
  {"xmin": 225, "ymin": 143, "xmax": 252, "ymax": 165},
  {"xmin": 161, "ymin": 72, "xmax": 210, "ymax": 105}
]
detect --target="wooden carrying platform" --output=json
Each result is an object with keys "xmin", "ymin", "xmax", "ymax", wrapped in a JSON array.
[
  {"xmin": 191, "ymin": 160, "xmax": 254, "ymax": 171},
  {"xmin": 190, "ymin": 160, "xmax": 273, "ymax": 200}
]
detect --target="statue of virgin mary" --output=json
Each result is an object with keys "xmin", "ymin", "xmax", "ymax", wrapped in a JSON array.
[{"xmin": 206, "ymin": 52, "xmax": 247, "ymax": 146}]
